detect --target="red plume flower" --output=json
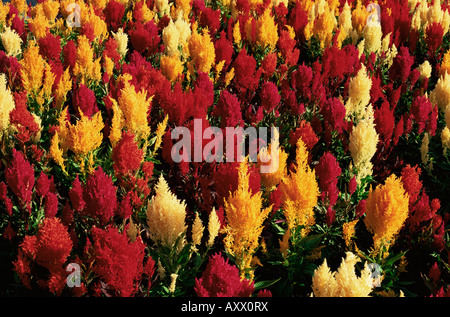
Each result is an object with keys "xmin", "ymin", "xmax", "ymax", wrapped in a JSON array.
[{"xmin": 194, "ymin": 253, "xmax": 255, "ymax": 297}]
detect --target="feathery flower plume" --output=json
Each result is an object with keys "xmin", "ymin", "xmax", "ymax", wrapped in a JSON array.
[
  {"xmin": 146, "ymin": 174, "xmax": 187, "ymax": 249},
  {"xmin": 364, "ymin": 174, "xmax": 409, "ymax": 252},
  {"xmin": 279, "ymin": 138, "xmax": 319, "ymax": 236},
  {"xmin": 0, "ymin": 73, "xmax": 15, "ymax": 135},
  {"xmin": 312, "ymin": 252, "xmax": 374, "ymax": 297},
  {"xmin": 223, "ymin": 160, "xmax": 272, "ymax": 279}
]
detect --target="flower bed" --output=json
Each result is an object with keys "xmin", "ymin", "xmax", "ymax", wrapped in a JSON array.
[{"xmin": 0, "ymin": 0, "xmax": 449, "ymax": 297}]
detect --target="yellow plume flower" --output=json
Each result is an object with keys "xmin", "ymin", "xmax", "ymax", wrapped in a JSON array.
[
  {"xmin": 312, "ymin": 252, "xmax": 374, "ymax": 297},
  {"xmin": 1, "ymin": 27, "xmax": 22, "ymax": 56},
  {"xmin": 118, "ymin": 80, "xmax": 152, "ymax": 144},
  {"xmin": 191, "ymin": 213, "xmax": 204, "ymax": 251},
  {"xmin": 11, "ymin": 0, "xmax": 27, "ymax": 14},
  {"xmin": 206, "ymin": 208, "xmax": 221, "ymax": 248},
  {"xmin": 363, "ymin": 24, "xmax": 382, "ymax": 54},
  {"xmin": 20, "ymin": 41, "xmax": 46, "ymax": 94},
  {"xmin": 352, "ymin": 0, "xmax": 370, "ymax": 36},
  {"xmin": 153, "ymin": 114, "xmax": 169, "ymax": 153},
  {"xmin": 0, "ymin": 73, "xmax": 15, "ymax": 135},
  {"xmin": 349, "ymin": 105, "xmax": 379, "ymax": 183},
  {"xmin": 440, "ymin": 51, "xmax": 450, "ymax": 78},
  {"xmin": 364, "ymin": 174, "xmax": 409, "ymax": 252},
  {"xmin": 419, "ymin": 60, "xmax": 432, "ymax": 80},
  {"xmin": 441, "ymin": 126, "xmax": 450, "ymax": 155},
  {"xmin": 50, "ymin": 131, "xmax": 67, "ymax": 174},
  {"xmin": 109, "ymin": 98, "xmax": 124, "ymax": 147},
  {"xmin": 279, "ymin": 138, "xmax": 319, "ymax": 236},
  {"xmin": 345, "ymin": 65, "xmax": 372, "ymax": 118},
  {"xmin": 160, "ymin": 54, "xmax": 184, "ymax": 82},
  {"xmin": 256, "ymin": 9, "xmax": 279, "ymax": 50},
  {"xmin": 311, "ymin": 2, "xmax": 337, "ymax": 49},
  {"xmin": 233, "ymin": 21, "xmax": 241, "ymax": 45},
  {"xmin": 66, "ymin": 111, "xmax": 104, "ymax": 158},
  {"xmin": 223, "ymin": 161, "xmax": 272, "ymax": 279},
  {"xmin": 430, "ymin": 71, "xmax": 450, "ymax": 111},
  {"xmin": 343, "ymin": 219, "xmax": 358, "ymax": 248},
  {"xmin": 54, "ymin": 68, "xmax": 73, "ymax": 108},
  {"xmin": 188, "ymin": 27, "xmax": 215, "ymax": 75},
  {"xmin": 112, "ymin": 28, "xmax": 129, "ymax": 58},
  {"xmin": 146, "ymin": 174, "xmax": 188, "ymax": 249},
  {"xmin": 0, "ymin": 2, "xmax": 9, "ymax": 23},
  {"xmin": 28, "ymin": 13, "xmax": 49, "ymax": 40},
  {"xmin": 73, "ymin": 35, "xmax": 102, "ymax": 84},
  {"xmin": 420, "ymin": 132, "xmax": 432, "ymax": 169}
]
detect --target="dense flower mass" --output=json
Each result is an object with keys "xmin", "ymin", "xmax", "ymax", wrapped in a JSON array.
[{"xmin": 1, "ymin": 0, "xmax": 450, "ymax": 300}]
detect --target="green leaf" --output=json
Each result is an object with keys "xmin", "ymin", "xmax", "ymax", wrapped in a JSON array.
[{"xmin": 253, "ymin": 278, "xmax": 281, "ymax": 291}]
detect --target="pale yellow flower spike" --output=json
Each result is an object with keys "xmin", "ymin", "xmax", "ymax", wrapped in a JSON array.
[
  {"xmin": 312, "ymin": 252, "xmax": 375, "ymax": 297},
  {"xmin": 146, "ymin": 174, "xmax": 188, "ymax": 250},
  {"xmin": 207, "ymin": 208, "xmax": 221, "ymax": 248}
]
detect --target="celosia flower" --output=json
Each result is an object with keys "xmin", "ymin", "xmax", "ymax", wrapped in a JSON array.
[
  {"xmin": 73, "ymin": 35, "xmax": 102, "ymax": 84},
  {"xmin": 349, "ymin": 105, "xmax": 379, "ymax": 183},
  {"xmin": 160, "ymin": 54, "xmax": 184, "ymax": 82},
  {"xmin": 374, "ymin": 101, "xmax": 395, "ymax": 144},
  {"xmin": 213, "ymin": 161, "xmax": 261, "ymax": 206},
  {"xmin": 259, "ymin": 81, "xmax": 280, "ymax": 113},
  {"xmin": 430, "ymin": 71, "xmax": 450, "ymax": 111},
  {"xmin": 1, "ymin": 27, "xmax": 22, "ymax": 56},
  {"xmin": 82, "ymin": 167, "xmax": 118, "ymax": 225},
  {"xmin": 118, "ymin": 79, "xmax": 152, "ymax": 143},
  {"xmin": 345, "ymin": 65, "xmax": 372, "ymax": 118},
  {"xmin": 364, "ymin": 174, "xmax": 409, "ymax": 251},
  {"xmin": 112, "ymin": 28, "xmax": 129, "ymax": 58},
  {"xmin": 0, "ymin": 73, "xmax": 16, "ymax": 134},
  {"xmin": 14, "ymin": 217, "xmax": 72, "ymax": 295},
  {"xmin": 256, "ymin": 9, "xmax": 278, "ymax": 50},
  {"xmin": 289, "ymin": 120, "xmax": 319, "ymax": 151},
  {"xmin": 37, "ymin": 217, "xmax": 72, "ymax": 267},
  {"xmin": 129, "ymin": 21, "xmax": 161, "ymax": 55},
  {"xmin": 112, "ymin": 131, "xmax": 144, "ymax": 177},
  {"xmin": 72, "ymin": 84, "xmax": 98, "ymax": 118},
  {"xmin": 5, "ymin": 149, "xmax": 35, "ymax": 212},
  {"xmin": 38, "ymin": 32, "xmax": 61, "ymax": 61},
  {"xmin": 312, "ymin": 252, "xmax": 374, "ymax": 297},
  {"xmin": 146, "ymin": 174, "xmax": 187, "ymax": 249},
  {"xmin": 389, "ymin": 46, "xmax": 414, "ymax": 84},
  {"xmin": 316, "ymin": 152, "xmax": 341, "ymax": 208},
  {"xmin": 279, "ymin": 138, "xmax": 319, "ymax": 235},
  {"xmin": 104, "ymin": 0, "xmax": 125, "ymax": 32},
  {"xmin": 20, "ymin": 40, "xmax": 45, "ymax": 93},
  {"xmin": 69, "ymin": 175, "xmax": 85, "ymax": 212},
  {"xmin": 43, "ymin": 191, "xmax": 58, "ymax": 218},
  {"xmin": 321, "ymin": 97, "xmax": 346, "ymax": 132},
  {"xmin": 426, "ymin": 22, "xmax": 444, "ymax": 54},
  {"xmin": 223, "ymin": 161, "xmax": 271, "ymax": 279},
  {"xmin": 90, "ymin": 225, "xmax": 146, "ymax": 297},
  {"xmin": 188, "ymin": 26, "xmax": 216, "ymax": 75},
  {"xmin": 195, "ymin": 253, "xmax": 255, "ymax": 297},
  {"xmin": 401, "ymin": 164, "xmax": 422, "ymax": 206},
  {"xmin": 309, "ymin": 1, "xmax": 336, "ymax": 49},
  {"xmin": 232, "ymin": 48, "xmax": 261, "ymax": 97},
  {"xmin": 66, "ymin": 110, "xmax": 104, "ymax": 158},
  {"xmin": 212, "ymin": 90, "xmax": 243, "ymax": 128}
]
